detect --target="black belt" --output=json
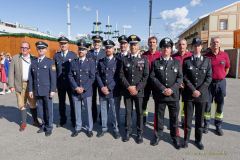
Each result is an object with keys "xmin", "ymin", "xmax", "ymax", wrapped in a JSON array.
[{"xmin": 212, "ymin": 79, "xmax": 224, "ymax": 83}]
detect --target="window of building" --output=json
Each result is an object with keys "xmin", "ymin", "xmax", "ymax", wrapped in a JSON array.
[{"xmin": 219, "ymin": 19, "xmax": 228, "ymax": 30}]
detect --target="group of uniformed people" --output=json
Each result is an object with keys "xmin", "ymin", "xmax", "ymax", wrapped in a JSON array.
[{"xmin": 10, "ymin": 34, "xmax": 230, "ymax": 150}]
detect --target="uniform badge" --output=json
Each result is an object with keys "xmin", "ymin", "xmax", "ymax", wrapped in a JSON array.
[
  {"xmin": 189, "ymin": 66, "xmax": 193, "ymax": 70},
  {"xmin": 73, "ymin": 71, "xmax": 76, "ymax": 75},
  {"xmin": 174, "ymin": 68, "xmax": 178, "ymax": 72},
  {"xmin": 51, "ymin": 65, "xmax": 56, "ymax": 71},
  {"xmin": 44, "ymin": 65, "xmax": 47, "ymax": 69},
  {"xmin": 126, "ymin": 63, "xmax": 131, "ymax": 67},
  {"xmin": 160, "ymin": 66, "xmax": 164, "ymax": 70},
  {"xmin": 69, "ymin": 59, "xmax": 72, "ymax": 62}
]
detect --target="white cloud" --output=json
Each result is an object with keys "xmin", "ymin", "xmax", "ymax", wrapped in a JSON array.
[
  {"xmin": 122, "ymin": 25, "xmax": 132, "ymax": 29},
  {"xmin": 160, "ymin": 6, "xmax": 192, "ymax": 37},
  {"xmin": 160, "ymin": 6, "xmax": 188, "ymax": 20},
  {"xmin": 74, "ymin": 5, "xmax": 91, "ymax": 12},
  {"xmin": 190, "ymin": 0, "xmax": 201, "ymax": 7},
  {"xmin": 82, "ymin": 5, "xmax": 91, "ymax": 12}
]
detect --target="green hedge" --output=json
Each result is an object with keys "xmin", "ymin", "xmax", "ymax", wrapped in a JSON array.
[{"xmin": 0, "ymin": 33, "xmax": 76, "ymax": 44}]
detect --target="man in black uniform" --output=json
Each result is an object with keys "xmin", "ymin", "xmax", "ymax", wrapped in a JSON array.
[
  {"xmin": 87, "ymin": 35, "xmax": 105, "ymax": 123},
  {"xmin": 53, "ymin": 36, "xmax": 77, "ymax": 127},
  {"xmin": 120, "ymin": 35, "xmax": 149, "ymax": 144},
  {"xmin": 182, "ymin": 38, "xmax": 212, "ymax": 150},
  {"xmin": 115, "ymin": 35, "xmax": 129, "ymax": 125},
  {"xmin": 150, "ymin": 38, "xmax": 182, "ymax": 149}
]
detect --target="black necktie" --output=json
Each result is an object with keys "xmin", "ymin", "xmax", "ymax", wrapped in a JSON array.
[
  {"xmin": 79, "ymin": 60, "xmax": 83, "ymax": 67},
  {"xmin": 38, "ymin": 59, "xmax": 41, "ymax": 63},
  {"xmin": 195, "ymin": 57, "xmax": 199, "ymax": 61}
]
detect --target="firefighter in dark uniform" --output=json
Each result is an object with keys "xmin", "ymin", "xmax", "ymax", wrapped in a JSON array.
[
  {"xmin": 115, "ymin": 35, "xmax": 129, "ymax": 125},
  {"xmin": 28, "ymin": 41, "xmax": 57, "ymax": 136},
  {"xmin": 182, "ymin": 38, "xmax": 212, "ymax": 150},
  {"xmin": 96, "ymin": 40, "xmax": 121, "ymax": 139},
  {"xmin": 53, "ymin": 36, "xmax": 77, "ymax": 127},
  {"xmin": 68, "ymin": 39, "xmax": 95, "ymax": 138},
  {"xmin": 150, "ymin": 38, "xmax": 182, "ymax": 149},
  {"xmin": 87, "ymin": 35, "xmax": 106, "ymax": 123},
  {"xmin": 119, "ymin": 35, "xmax": 149, "ymax": 144},
  {"xmin": 204, "ymin": 37, "xmax": 230, "ymax": 136}
]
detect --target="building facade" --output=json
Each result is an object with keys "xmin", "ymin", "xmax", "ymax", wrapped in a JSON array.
[{"xmin": 179, "ymin": 1, "xmax": 240, "ymax": 50}]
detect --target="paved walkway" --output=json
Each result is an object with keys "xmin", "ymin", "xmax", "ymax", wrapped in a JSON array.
[{"xmin": 0, "ymin": 78, "xmax": 240, "ymax": 160}]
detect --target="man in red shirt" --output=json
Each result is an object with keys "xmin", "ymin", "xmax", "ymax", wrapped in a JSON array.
[
  {"xmin": 204, "ymin": 37, "xmax": 230, "ymax": 136},
  {"xmin": 142, "ymin": 36, "xmax": 161, "ymax": 125},
  {"xmin": 172, "ymin": 39, "xmax": 192, "ymax": 128}
]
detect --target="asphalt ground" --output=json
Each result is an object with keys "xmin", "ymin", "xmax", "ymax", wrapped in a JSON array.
[{"xmin": 0, "ymin": 78, "xmax": 240, "ymax": 160}]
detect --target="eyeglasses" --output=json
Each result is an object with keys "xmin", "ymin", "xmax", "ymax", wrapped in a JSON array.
[{"xmin": 21, "ymin": 47, "xmax": 29, "ymax": 50}]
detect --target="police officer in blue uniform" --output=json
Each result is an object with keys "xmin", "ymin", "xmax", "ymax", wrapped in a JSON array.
[
  {"xmin": 68, "ymin": 39, "xmax": 96, "ymax": 137},
  {"xmin": 87, "ymin": 35, "xmax": 106, "ymax": 123},
  {"xmin": 114, "ymin": 35, "xmax": 129, "ymax": 125},
  {"xmin": 120, "ymin": 35, "xmax": 149, "ymax": 144},
  {"xmin": 53, "ymin": 36, "xmax": 77, "ymax": 127},
  {"xmin": 96, "ymin": 40, "xmax": 121, "ymax": 139},
  {"xmin": 182, "ymin": 38, "xmax": 212, "ymax": 150},
  {"xmin": 28, "ymin": 41, "xmax": 56, "ymax": 136},
  {"xmin": 150, "ymin": 38, "xmax": 182, "ymax": 149}
]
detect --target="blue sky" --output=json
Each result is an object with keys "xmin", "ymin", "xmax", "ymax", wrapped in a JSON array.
[{"xmin": 0, "ymin": 0, "xmax": 238, "ymax": 41}]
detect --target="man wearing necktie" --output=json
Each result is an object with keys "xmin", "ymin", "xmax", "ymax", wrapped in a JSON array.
[
  {"xmin": 87, "ymin": 35, "xmax": 106, "ymax": 123},
  {"xmin": 53, "ymin": 36, "xmax": 77, "ymax": 128},
  {"xmin": 182, "ymin": 38, "xmax": 212, "ymax": 150},
  {"xmin": 150, "ymin": 38, "xmax": 182, "ymax": 149},
  {"xmin": 96, "ymin": 40, "xmax": 121, "ymax": 139},
  {"xmin": 120, "ymin": 35, "xmax": 149, "ymax": 144},
  {"xmin": 68, "ymin": 39, "xmax": 95, "ymax": 138},
  {"xmin": 28, "ymin": 41, "xmax": 56, "ymax": 136},
  {"xmin": 114, "ymin": 35, "xmax": 129, "ymax": 125}
]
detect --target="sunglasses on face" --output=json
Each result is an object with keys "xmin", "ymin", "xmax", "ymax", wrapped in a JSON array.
[{"xmin": 21, "ymin": 47, "xmax": 29, "ymax": 50}]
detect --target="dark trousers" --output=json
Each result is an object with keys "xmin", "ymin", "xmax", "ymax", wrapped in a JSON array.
[
  {"xmin": 205, "ymin": 79, "xmax": 226, "ymax": 128},
  {"xmin": 124, "ymin": 96, "xmax": 143, "ymax": 134},
  {"xmin": 184, "ymin": 101, "xmax": 206, "ymax": 142},
  {"xmin": 142, "ymin": 84, "xmax": 152, "ymax": 118},
  {"xmin": 36, "ymin": 96, "xmax": 53, "ymax": 132},
  {"xmin": 58, "ymin": 86, "xmax": 75, "ymax": 125},
  {"xmin": 92, "ymin": 80, "xmax": 98, "ymax": 123},
  {"xmin": 155, "ymin": 101, "xmax": 179, "ymax": 140}
]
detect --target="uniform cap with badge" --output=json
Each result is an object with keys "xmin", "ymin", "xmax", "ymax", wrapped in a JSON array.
[
  {"xmin": 192, "ymin": 37, "xmax": 202, "ymax": 46},
  {"xmin": 118, "ymin": 35, "xmax": 128, "ymax": 44},
  {"xmin": 77, "ymin": 39, "xmax": 88, "ymax": 50},
  {"xmin": 103, "ymin": 40, "xmax": 115, "ymax": 49},
  {"xmin": 159, "ymin": 37, "xmax": 173, "ymax": 48},
  {"xmin": 35, "ymin": 41, "xmax": 48, "ymax": 49},
  {"xmin": 58, "ymin": 36, "xmax": 69, "ymax": 44},
  {"xmin": 92, "ymin": 35, "xmax": 103, "ymax": 43},
  {"xmin": 127, "ymin": 35, "xmax": 141, "ymax": 44}
]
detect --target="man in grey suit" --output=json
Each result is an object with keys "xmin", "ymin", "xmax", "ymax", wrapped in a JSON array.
[{"xmin": 8, "ymin": 41, "xmax": 40, "ymax": 131}]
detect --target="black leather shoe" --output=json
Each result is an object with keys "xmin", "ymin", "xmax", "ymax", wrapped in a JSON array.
[
  {"xmin": 86, "ymin": 131, "xmax": 93, "ymax": 138},
  {"xmin": 173, "ymin": 139, "xmax": 181, "ymax": 150},
  {"xmin": 150, "ymin": 136, "xmax": 160, "ymax": 146},
  {"xmin": 45, "ymin": 131, "xmax": 52, "ymax": 137},
  {"xmin": 56, "ymin": 122, "xmax": 66, "ymax": 128},
  {"xmin": 122, "ymin": 132, "xmax": 130, "ymax": 142},
  {"xmin": 37, "ymin": 128, "xmax": 45, "ymax": 133},
  {"xmin": 182, "ymin": 141, "xmax": 189, "ymax": 148},
  {"xmin": 97, "ymin": 131, "xmax": 106, "ymax": 138},
  {"xmin": 113, "ymin": 131, "xmax": 121, "ymax": 139},
  {"xmin": 215, "ymin": 128, "xmax": 223, "ymax": 136},
  {"xmin": 136, "ymin": 134, "xmax": 143, "ymax": 144},
  {"xmin": 71, "ymin": 130, "xmax": 80, "ymax": 137},
  {"xmin": 195, "ymin": 141, "xmax": 204, "ymax": 150}
]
